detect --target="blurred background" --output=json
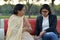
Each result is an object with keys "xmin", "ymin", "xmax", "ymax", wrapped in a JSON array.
[
  {"xmin": 0, "ymin": 0, "xmax": 60, "ymax": 40},
  {"xmin": 0, "ymin": 0, "xmax": 60, "ymax": 18}
]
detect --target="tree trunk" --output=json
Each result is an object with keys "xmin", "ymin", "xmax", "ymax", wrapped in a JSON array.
[
  {"xmin": 51, "ymin": 0, "xmax": 55, "ymax": 7},
  {"xmin": 26, "ymin": 0, "xmax": 33, "ymax": 18},
  {"xmin": 18, "ymin": 0, "xmax": 22, "ymax": 4},
  {"xmin": 8, "ymin": 0, "xmax": 11, "ymax": 4},
  {"xmin": 4, "ymin": 0, "xmax": 8, "ymax": 4},
  {"xmin": 51, "ymin": 0, "xmax": 55, "ymax": 14}
]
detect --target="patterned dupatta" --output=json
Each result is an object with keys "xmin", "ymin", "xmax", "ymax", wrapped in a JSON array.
[{"xmin": 6, "ymin": 15, "xmax": 24, "ymax": 40}]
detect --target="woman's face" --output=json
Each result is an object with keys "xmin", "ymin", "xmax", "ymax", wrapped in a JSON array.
[
  {"xmin": 17, "ymin": 6, "xmax": 25, "ymax": 16},
  {"xmin": 41, "ymin": 9, "xmax": 49, "ymax": 17}
]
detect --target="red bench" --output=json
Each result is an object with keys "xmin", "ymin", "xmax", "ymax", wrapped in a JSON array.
[{"xmin": 4, "ymin": 19, "xmax": 60, "ymax": 36}]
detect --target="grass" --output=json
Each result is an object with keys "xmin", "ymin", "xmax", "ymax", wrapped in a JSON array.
[
  {"xmin": 0, "ymin": 15, "xmax": 60, "ymax": 19},
  {"xmin": 57, "ymin": 16, "xmax": 60, "ymax": 19},
  {"xmin": 0, "ymin": 16, "xmax": 10, "ymax": 19},
  {"xmin": 0, "ymin": 15, "xmax": 37, "ymax": 19}
]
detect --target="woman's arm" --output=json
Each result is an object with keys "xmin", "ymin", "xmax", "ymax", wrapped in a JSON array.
[{"xmin": 23, "ymin": 16, "xmax": 32, "ymax": 33}]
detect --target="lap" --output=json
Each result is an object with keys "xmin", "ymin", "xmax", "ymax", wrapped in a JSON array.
[
  {"xmin": 22, "ymin": 31, "xmax": 34, "ymax": 40},
  {"xmin": 42, "ymin": 32, "xmax": 58, "ymax": 40},
  {"xmin": 43, "ymin": 32, "xmax": 58, "ymax": 37}
]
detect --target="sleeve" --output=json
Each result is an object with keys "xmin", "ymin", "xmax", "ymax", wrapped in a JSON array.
[
  {"xmin": 23, "ymin": 16, "xmax": 32, "ymax": 32},
  {"xmin": 6, "ymin": 17, "xmax": 17, "ymax": 40},
  {"xmin": 35, "ymin": 17, "xmax": 40, "ymax": 36},
  {"xmin": 45, "ymin": 15, "xmax": 57, "ymax": 32}
]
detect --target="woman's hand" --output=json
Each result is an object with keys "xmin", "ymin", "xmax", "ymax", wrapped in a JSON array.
[
  {"xmin": 39, "ymin": 31, "xmax": 46, "ymax": 37},
  {"xmin": 23, "ymin": 27, "xmax": 28, "ymax": 31},
  {"xmin": 34, "ymin": 36, "xmax": 40, "ymax": 40},
  {"xmin": 23, "ymin": 27, "xmax": 31, "ymax": 33}
]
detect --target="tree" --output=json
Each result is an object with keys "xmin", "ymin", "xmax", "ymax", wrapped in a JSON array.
[
  {"xmin": 37, "ymin": 0, "xmax": 40, "ymax": 2},
  {"xmin": 26, "ymin": 0, "xmax": 34, "ymax": 18},
  {"xmin": 18, "ymin": 0, "xmax": 24, "ymax": 3},
  {"xmin": 51, "ymin": 0, "xmax": 56, "ymax": 14},
  {"xmin": 8, "ymin": 0, "xmax": 11, "ymax": 4},
  {"xmin": 4, "ymin": 0, "xmax": 11, "ymax": 4},
  {"xmin": 4, "ymin": 0, "xmax": 8, "ymax": 4},
  {"xmin": 44, "ymin": 0, "xmax": 47, "ymax": 1},
  {"xmin": 4, "ymin": 0, "xmax": 8, "ymax": 2},
  {"xmin": 51, "ymin": 0, "xmax": 55, "ymax": 7}
]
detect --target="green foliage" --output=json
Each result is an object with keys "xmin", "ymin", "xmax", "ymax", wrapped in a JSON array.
[
  {"xmin": 0, "ymin": 4, "xmax": 60, "ymax": 16},
  {"xmin": 25, "ymin": 4, "xmax": 41, "ymax": 15},
  {"xmin": 0, "ymin": 4, "xmax": 14, "ymax": 15},
  {"xmin": 4, "ymin": 0, "xmax": 8, "ymax": 2},
  {"xmin": 30, "ymin": 5, "xmax": 41, "ymax": 15},
  {"xmin": 0, "ymin": 16, "xmax": 60, "ymax": 19},
  {"xmin": 0, "ymin": 16, "xmax": 10, "ymax": 19},
  {"xmin": 54, "ymin": 5, "xmax": 60, "ymax": 15}
]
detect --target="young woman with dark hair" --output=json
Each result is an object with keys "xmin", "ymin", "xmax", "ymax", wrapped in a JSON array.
[{"xmin": 35, "ymin": 4, "xmax": 58, "ymax": 40}]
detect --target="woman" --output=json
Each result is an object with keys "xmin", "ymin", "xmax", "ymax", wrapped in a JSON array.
[
  {"xmin": 35, "ymin": 4, "xmax": 58, "ymax": 40},
  {"xmin": 6, "ymin": 4, "xmax": 34, "ymax": 40}
]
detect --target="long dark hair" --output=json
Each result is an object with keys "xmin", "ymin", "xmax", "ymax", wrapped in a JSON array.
[{"xmin": 40, "ymin": 4, "xmax": 52, "ymax": 15}]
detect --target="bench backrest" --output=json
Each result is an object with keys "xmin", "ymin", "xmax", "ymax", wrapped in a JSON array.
[
  {"xmin": 0, "ymin": 19, "xmax": 60, "ymax": 35},
  {"xmin": 4, "ymin": 19, "xmax": 36, "ymax": 35}
]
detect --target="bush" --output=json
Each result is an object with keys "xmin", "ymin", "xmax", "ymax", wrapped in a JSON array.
[{"xmin": 0, "ymin": 4, "xmax": 60, "ymax": 16}]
